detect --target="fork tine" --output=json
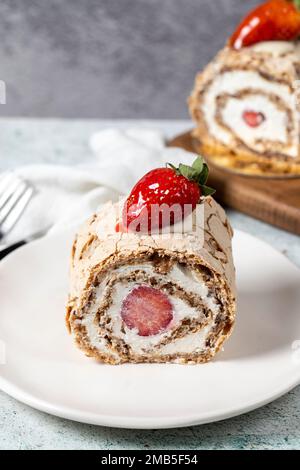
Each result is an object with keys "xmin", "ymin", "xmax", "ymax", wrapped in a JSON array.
[
  {"xmin": 0, "ymin": 175, "xmax": 24, "ymax": 211},
  {"xmin": 0, "ymin": 186, "xmax": 34, "ymax": 235},
  {"xmin": 0, "ymin": 181, "xmax": 29, "ymax": 226}
]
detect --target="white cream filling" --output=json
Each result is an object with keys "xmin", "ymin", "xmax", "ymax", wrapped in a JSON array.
[
  {"xmin": 159, "ymin": 325, "xmax": 212, "ymax": 355},
  {"xmin": 203, "ymin": 70, "xmax": 298, "ymax": 157},
  {"xmin": 106, "ymin": 281, "xmax": 210, "ymax": 355},
  {"xmin": 82, "ymin": 319, "xmax": 119, "ymax": 358},
  {"xmin": 222, "ymin": 95, "xmax": 288, "ymax": 149},
  {"xmin": 80, "ymin": 262, "xmax": 219, "ymax": 357}
]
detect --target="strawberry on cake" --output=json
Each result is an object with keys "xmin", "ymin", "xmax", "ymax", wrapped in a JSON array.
[
  {"xmin": 66, "ymin": 157, "xmax": 236, "ymax": 364},
  {"xmin": 189, "ymin": 0, "xmax": 300, "ymax": 175}
]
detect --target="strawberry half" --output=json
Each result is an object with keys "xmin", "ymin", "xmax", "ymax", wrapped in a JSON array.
[
  {"xmin": 122, "ymin": 156, "xmax": 215, "ymax": 233},
  {"xmin": 242, "ymin": 110, "xmax": 265, "ymax": 128},
  {"xmin": 230, "ymin": 0, "xmax": 300, "ymax": 50},
  {"xmin": 121, "ymin": 285, "xmax": 173, "ymax": 336}
]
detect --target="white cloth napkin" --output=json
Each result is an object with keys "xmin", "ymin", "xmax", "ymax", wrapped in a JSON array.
[{"xmin": 3, "ymin": 128, "xmax": 196, "ymax": 244}]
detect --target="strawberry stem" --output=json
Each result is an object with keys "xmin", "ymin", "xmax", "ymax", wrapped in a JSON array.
[
  {"xmin": 294, "ymin": 0, "xmax": 300, "ymax": 11},
  {"xmin": 167, "ymin": 156, "xmax": 216, "ymax": 196}
]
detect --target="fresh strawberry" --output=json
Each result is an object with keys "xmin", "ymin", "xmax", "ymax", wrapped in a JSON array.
[
  {"xmin": 120, "ymin": 285, "xmax": 173, "ymax": 336},
  {"xmin": 230, "ymin": 0, "xmax": 300, "ymax": 50},
  {"xmin": 122, "ymin": 156, "xmax": 215, "ymax": 233},
  {"xmin": 242, "ymin": 110, "xmax": 265, "ymax": 127}
]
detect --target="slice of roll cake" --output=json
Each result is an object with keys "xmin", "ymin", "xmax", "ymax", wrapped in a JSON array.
[
  {"xmin": 66, "ymin": 157, "xmax": 236, "ymax": 364},
  {"xmin": 189, "ymin": 1, "xmax": 300, "ymax": 176},
  {"xmin": 189, "ymin": 41, "xmax": 300, "ymax": 175}
]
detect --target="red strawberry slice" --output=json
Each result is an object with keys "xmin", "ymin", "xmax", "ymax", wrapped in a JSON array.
[
  {"xmin": 242, "ymin": 110, "xmax": 265, "ymax": 128},
  {"xmin": 120, "ymin": 285, "xmax": 173, "ymax": 336}
]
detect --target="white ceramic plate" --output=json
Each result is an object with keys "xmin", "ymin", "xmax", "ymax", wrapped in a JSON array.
[{"xmin": 0, "ymin": 229, "xmax": 300, "ymax": 429}]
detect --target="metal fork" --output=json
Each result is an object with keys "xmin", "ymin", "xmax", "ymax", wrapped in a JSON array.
[{"xmin": 0, "ymin": 172, "xmax": 34, "ymax": 256}]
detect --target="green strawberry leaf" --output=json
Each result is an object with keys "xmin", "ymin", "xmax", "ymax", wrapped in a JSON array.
[
  {"xmin": 192, "ymin": 156, "xmax": 204, "ymax": 173},
  {"xmin": 201, "ymin": 185, "xmax": 216, "ymax": 197},
  {"xmin": 167, "ymin": 155, "xmax": 216, "ymax": 198},
  {"xmin": 294, "ymin": 0, "xmax": 300, "ymax": 12},
  {"xmin": 198, "ymin": 163, "xmax": 209, "ymax": 185},
  {"xmin": 167, "ymin": 163, "xmax": 178, "ymax": 173},
  {"xmin": 178, "ymin": 163, "xmax": 197, "ymax": 180}
]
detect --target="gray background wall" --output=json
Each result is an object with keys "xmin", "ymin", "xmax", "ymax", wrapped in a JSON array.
[{"xmin": 0, "ymin": 0, "xmax": 259, "ymax": 118}]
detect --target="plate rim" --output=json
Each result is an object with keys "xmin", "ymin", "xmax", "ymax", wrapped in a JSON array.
[
  {"xmin": 0, "ymin": 373, "xmax": 299, "ymax": 429},
  {"xmin": 0, "ymin": 228, "xmax": 300, "ymax": 429}
]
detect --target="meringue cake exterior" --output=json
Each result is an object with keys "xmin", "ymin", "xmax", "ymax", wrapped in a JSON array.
[{"xmin": 66, "ymin": 198, "xmax": 236, "ymax": 364}]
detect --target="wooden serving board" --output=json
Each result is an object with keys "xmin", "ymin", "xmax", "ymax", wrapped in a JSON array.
[{"xmin": 168, "ymin": 131, "xmax": 300, "ymax": 236}]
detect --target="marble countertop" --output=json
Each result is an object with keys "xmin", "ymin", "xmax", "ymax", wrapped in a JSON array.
[{"xmin": 0, "ymin": 118, "xmax": 299, "ymax": 450}]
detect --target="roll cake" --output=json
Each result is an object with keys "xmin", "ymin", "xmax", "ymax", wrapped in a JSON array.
[
  {"xmin": 66, "ymin": 194, "xmax": 236, "ymax": 365},
  {"xmin": 189, "ymin": 2, "xmax": 300, "ymax": 175}
]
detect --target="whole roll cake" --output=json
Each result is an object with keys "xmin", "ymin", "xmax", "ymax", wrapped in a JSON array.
[
  {"xmin": 189, "ymin": 0, "xmax": 300, "ymax": 176},
  {"xmin": 66, "ymin": 160, "xmax": 236, "ymax": 364}
]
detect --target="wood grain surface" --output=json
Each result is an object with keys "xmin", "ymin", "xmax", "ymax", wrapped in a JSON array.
[{"xmin": 168, "ymin": 131, "xmax": 300, "ymax": 236}]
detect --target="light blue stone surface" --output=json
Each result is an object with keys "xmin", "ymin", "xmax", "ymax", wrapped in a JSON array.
[{"xmin": 0, "ymin": 119, "xmax": 299, "ymax": 450}]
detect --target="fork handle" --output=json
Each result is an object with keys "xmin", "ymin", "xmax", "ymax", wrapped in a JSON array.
[{"xmin": 0, "ymin": 240, "xmax": 26, "ymax": 260}]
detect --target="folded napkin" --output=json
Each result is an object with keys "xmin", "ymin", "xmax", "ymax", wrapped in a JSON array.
[{"xmin": 3, "ymin": 128, "xmax": 196, "ymax": 244}]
